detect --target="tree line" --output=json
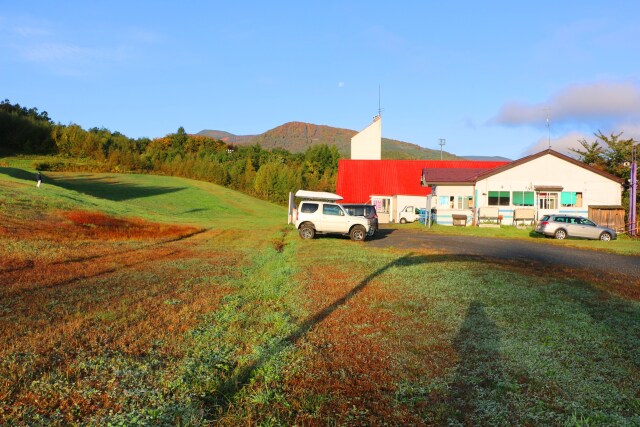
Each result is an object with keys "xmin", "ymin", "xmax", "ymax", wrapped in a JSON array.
[
  {"xmin": 0, "ymin": 99, "xmax": 340, "ymax": 204},
  {"xmin": 570, "ymin": 131, "xmax": 638, "ymax": 211}
]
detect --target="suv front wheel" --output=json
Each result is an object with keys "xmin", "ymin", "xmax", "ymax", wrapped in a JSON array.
[{"xmin": 350, "ymin": 225, "xmax": 366, "ymax": 241}]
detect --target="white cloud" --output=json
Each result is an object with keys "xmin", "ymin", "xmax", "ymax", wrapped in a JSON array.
[
  {"xmin": 21, "ymin": 41, "xmax": 129, "ymax": 64},
  {"xmin": 490, "ymin": 81, "xmax": 640, "ymax": 127},
  {"xmin": 12, "ymin": 25, "xmax": 51, "ymax": 37},
  {"xmin": 524, "ymin": 131, "xmax": 588, "ymax": 156},
  {"xmin": 21, "ymin": 42, "xmax": 87, "ymax": 62},
  {"xmin": 523, "ymin": 123, "xmax": 640, "ymax": 156}
]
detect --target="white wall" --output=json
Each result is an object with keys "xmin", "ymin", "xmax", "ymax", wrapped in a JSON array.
[
  {"xmin": 431, "ymin": 185, "xmax": 475, "ymax": 225},
  {"xmin": 474, "ymin": 153, "xmax": 622, "ymax": 225},
  {"xmin": 351, "ymin": 116, "xmax": 382, "ymax": 160}
]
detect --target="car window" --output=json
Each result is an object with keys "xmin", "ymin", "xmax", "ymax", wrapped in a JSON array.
[
  {"xmin": 323, "ymin": 204, "xmax": 343, "ymax": 216},
  {"xmin": 580, "ymin": 218, "xmax": 596, "ymax": 226},
  {"xmin": 343, "ymin": 205, "xmax": 366, "ymax": 216},
  {"xmin": 300, "ymin": 203, "xmax": 319, "ymax": 213}
]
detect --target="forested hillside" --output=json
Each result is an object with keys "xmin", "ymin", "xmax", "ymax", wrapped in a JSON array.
[
  {"xmin": 198, "ymin": 121, "xmax": 459, "ymax": 160},
  {"xmin": 0, "ymin": 100, "xmax": 339, "ymax": 204}
]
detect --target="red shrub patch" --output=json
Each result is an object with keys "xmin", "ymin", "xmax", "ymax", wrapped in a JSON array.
[{"xmin": 60, "ymin": 210, "xmax": 200, "ymax": 240}]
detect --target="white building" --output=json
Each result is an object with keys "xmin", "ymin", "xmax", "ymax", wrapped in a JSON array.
[
  {"xmin": 422, "ymin": 149, "xmax": 624, "ymax": 226},
  {"xmin": 351, "ymin": 116, "xmax": 381, "ymax": 160}
]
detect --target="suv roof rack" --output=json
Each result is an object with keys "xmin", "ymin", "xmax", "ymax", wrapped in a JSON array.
[{"xmin": 295, "ymin": 190, "xmax": 343, "ymax": 201}]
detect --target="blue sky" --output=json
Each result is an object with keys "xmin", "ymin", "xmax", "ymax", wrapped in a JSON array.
[{"xmin": 3, "ymin": 1, "xmax": 640, "ymax": 159}]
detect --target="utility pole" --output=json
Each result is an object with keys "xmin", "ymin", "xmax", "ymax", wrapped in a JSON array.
[
  {"xmin": 630, "ymin": 143, "xmax": 638, "ymax": 237},
  {"xmin": 438, "ymin": 138, "xmax": 446, "ymax": 160}
]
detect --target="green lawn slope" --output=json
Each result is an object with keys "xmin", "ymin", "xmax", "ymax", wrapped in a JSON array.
[{"xmin": 0, "ymin": 159, "xmax": 286, "ymax": 229}]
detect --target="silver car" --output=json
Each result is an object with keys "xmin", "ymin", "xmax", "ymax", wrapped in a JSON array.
[{"xmin": 535, "ymin": 214, "xmax": 617, "ymax": 241}]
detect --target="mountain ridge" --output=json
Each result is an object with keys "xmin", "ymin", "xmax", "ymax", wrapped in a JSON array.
[{"xmin": 197, "ymin": 121, "xmax": 459, "ymax": 160}]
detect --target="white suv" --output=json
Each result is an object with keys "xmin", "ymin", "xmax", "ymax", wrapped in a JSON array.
[{"xmin": 294, "ymin": 200, "xmax": 370, "ymax": 241}]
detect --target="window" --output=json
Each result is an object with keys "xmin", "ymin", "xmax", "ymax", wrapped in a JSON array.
[
  {"xmin": 538, "ymin": 192, "xmax": 558, "ymax": 209},
  {"xmin": 457, "ymin": 196, "xmax": 473, "ymax": 209},
  {"xmin": 344, "ymin": 206, "xmax": 364, "ymax": 216},
  {"xmin": 373, "ymin": 198, "xmax": 390, "ymax": 214},
  {"xmin": 488, "ymin": 191, "xmax": 510, "ymax": 206},
  {"xmin": 438, "ymin": 196, "xmax": 454, "ymax": 208},
  {"xmin": 512, "ymin": 191, "xmax": 534, "ymax": 206},
  {"xmin": 579, "ymin": 218, "xmax": 595, "ymax": 226},
  {"xmin": 561, "ymin": 192, "xmax": 583, "ymax": 207},
  {"xmin": 322, "ymin": 204, "xmax": 343, "ymax": 216},
  {"xmin": 300, "ymin": 203, "xmax": 318, "ymax": 213}
]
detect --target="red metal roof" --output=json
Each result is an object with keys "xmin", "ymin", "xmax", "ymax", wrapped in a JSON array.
[{"xmin": 336, "ymin": 159, "xmax": 509, "ymax": 203}]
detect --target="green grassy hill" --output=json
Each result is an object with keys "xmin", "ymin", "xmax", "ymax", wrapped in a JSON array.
[{"xmin": 0, "ymin": 158, "xmax": 286, "ymax": 229}]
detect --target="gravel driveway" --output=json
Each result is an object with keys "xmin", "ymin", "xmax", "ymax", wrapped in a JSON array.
[{"xmin": 367, "ymin": 228, "xmax": 640, "ymax": 279}]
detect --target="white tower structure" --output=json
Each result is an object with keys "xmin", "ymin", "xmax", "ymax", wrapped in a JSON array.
[{"xmin": 351, "ymin": 115, "xmax": 382, "ymax": 160}]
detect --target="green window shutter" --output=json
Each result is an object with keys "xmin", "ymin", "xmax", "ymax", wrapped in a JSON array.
[
  {"xmin": 561, "ymin": 192, "xmax": 575, "ymax": 205},
  {"xmin": 513, "ymin": 192, "xmax": 523, "ymax": 205},
  {"xmin": 524, "ymin": 191, "xmax": 534, "ymax": 205},
  {"xmin": 513, "ymin": 191, "xmax": 534, "ymax": 205}
]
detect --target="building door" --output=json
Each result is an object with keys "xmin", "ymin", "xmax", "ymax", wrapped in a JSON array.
[
  {"xmin": 372, "ymin": 197, "xmax": 392, "ymax": 224},
  {"xmin": 537, "ymin": 192, "xmax": 559, "ymax": 217}
]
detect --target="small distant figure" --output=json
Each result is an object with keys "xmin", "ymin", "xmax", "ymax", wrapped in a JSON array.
[{"xmin": 36, "ymin": 171, "xmax": 42, "ymax": 188}]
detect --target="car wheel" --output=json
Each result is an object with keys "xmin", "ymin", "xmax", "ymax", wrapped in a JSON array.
[
  {"xmin": 399, "ymin": 218, "xmax": 407, "ymax": 224},
  {"xmin": 599, "ymin": 232, "xmax": 612, "ymax": 241},
  {"xmin": 299, "ymin": 223, "xmax": 315, "ymax": 239},
  {"xmin": 350, "ymin": 225, "xmax": 366, "ymax": 241},
  {"xmin": 554, "ymin": 229, "xmax": 567, "ymax": 240}
]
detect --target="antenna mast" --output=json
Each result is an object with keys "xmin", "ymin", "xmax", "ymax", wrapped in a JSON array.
[
  {"xmin": 545, "ymin": 108, "xmax": 551, "ymax": 148},
  {"xmin": 377, "ymin": 85, "xmax": 383, "ymax": 118}
]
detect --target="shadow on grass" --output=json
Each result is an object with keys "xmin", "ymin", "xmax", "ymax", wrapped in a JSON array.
[
  {"xmin": 203, "ymin": 252, "xmax": 498, "ymax": 418},
  {"xmin": 51, "ymin": 175, "xmax": 187, "ymax": 201},
  {"xmin": 0, "ymin": 166, "xmax": 38, "ymax": 182},
  {"xmin": 204, "ymin": 251, "xmax": 640, "ymax": 422},
  {"xmin": 1, "ymin": 167, "xmax": 186, "ymax": 201},
  {"xmin": 203, "ymin": 252, "xmax": 417, "ymax": 417},
  {"xmin": 449, "ymin": 301, "xmax": 508, "ymax": 424}
]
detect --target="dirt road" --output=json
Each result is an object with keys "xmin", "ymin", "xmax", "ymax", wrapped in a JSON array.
[{"xmin": 367, "ymin": 228, "xmax": 640, "ymax": 279}]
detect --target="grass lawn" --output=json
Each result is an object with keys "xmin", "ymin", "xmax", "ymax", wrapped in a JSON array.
[{"xmin": 1, "ymin": 163, "xmax": 639, "ymax": 426}]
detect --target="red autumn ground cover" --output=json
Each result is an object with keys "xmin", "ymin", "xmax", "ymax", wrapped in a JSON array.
[
  {"xmin": 0, "ymin": 210, "xmax": 240, "ymax": 423},
  {"xmin": 280, "ymin": 250, "xmax": 448, "ymax": 426}
]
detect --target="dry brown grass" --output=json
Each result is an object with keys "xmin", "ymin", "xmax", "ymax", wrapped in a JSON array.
[
  {"xmin": 0, "ymin": 210, "xmax": 243, "ymax": 423},
  {"xmin": 279, "ymin": 249, "xmax": 443, "ymax": 426}
]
